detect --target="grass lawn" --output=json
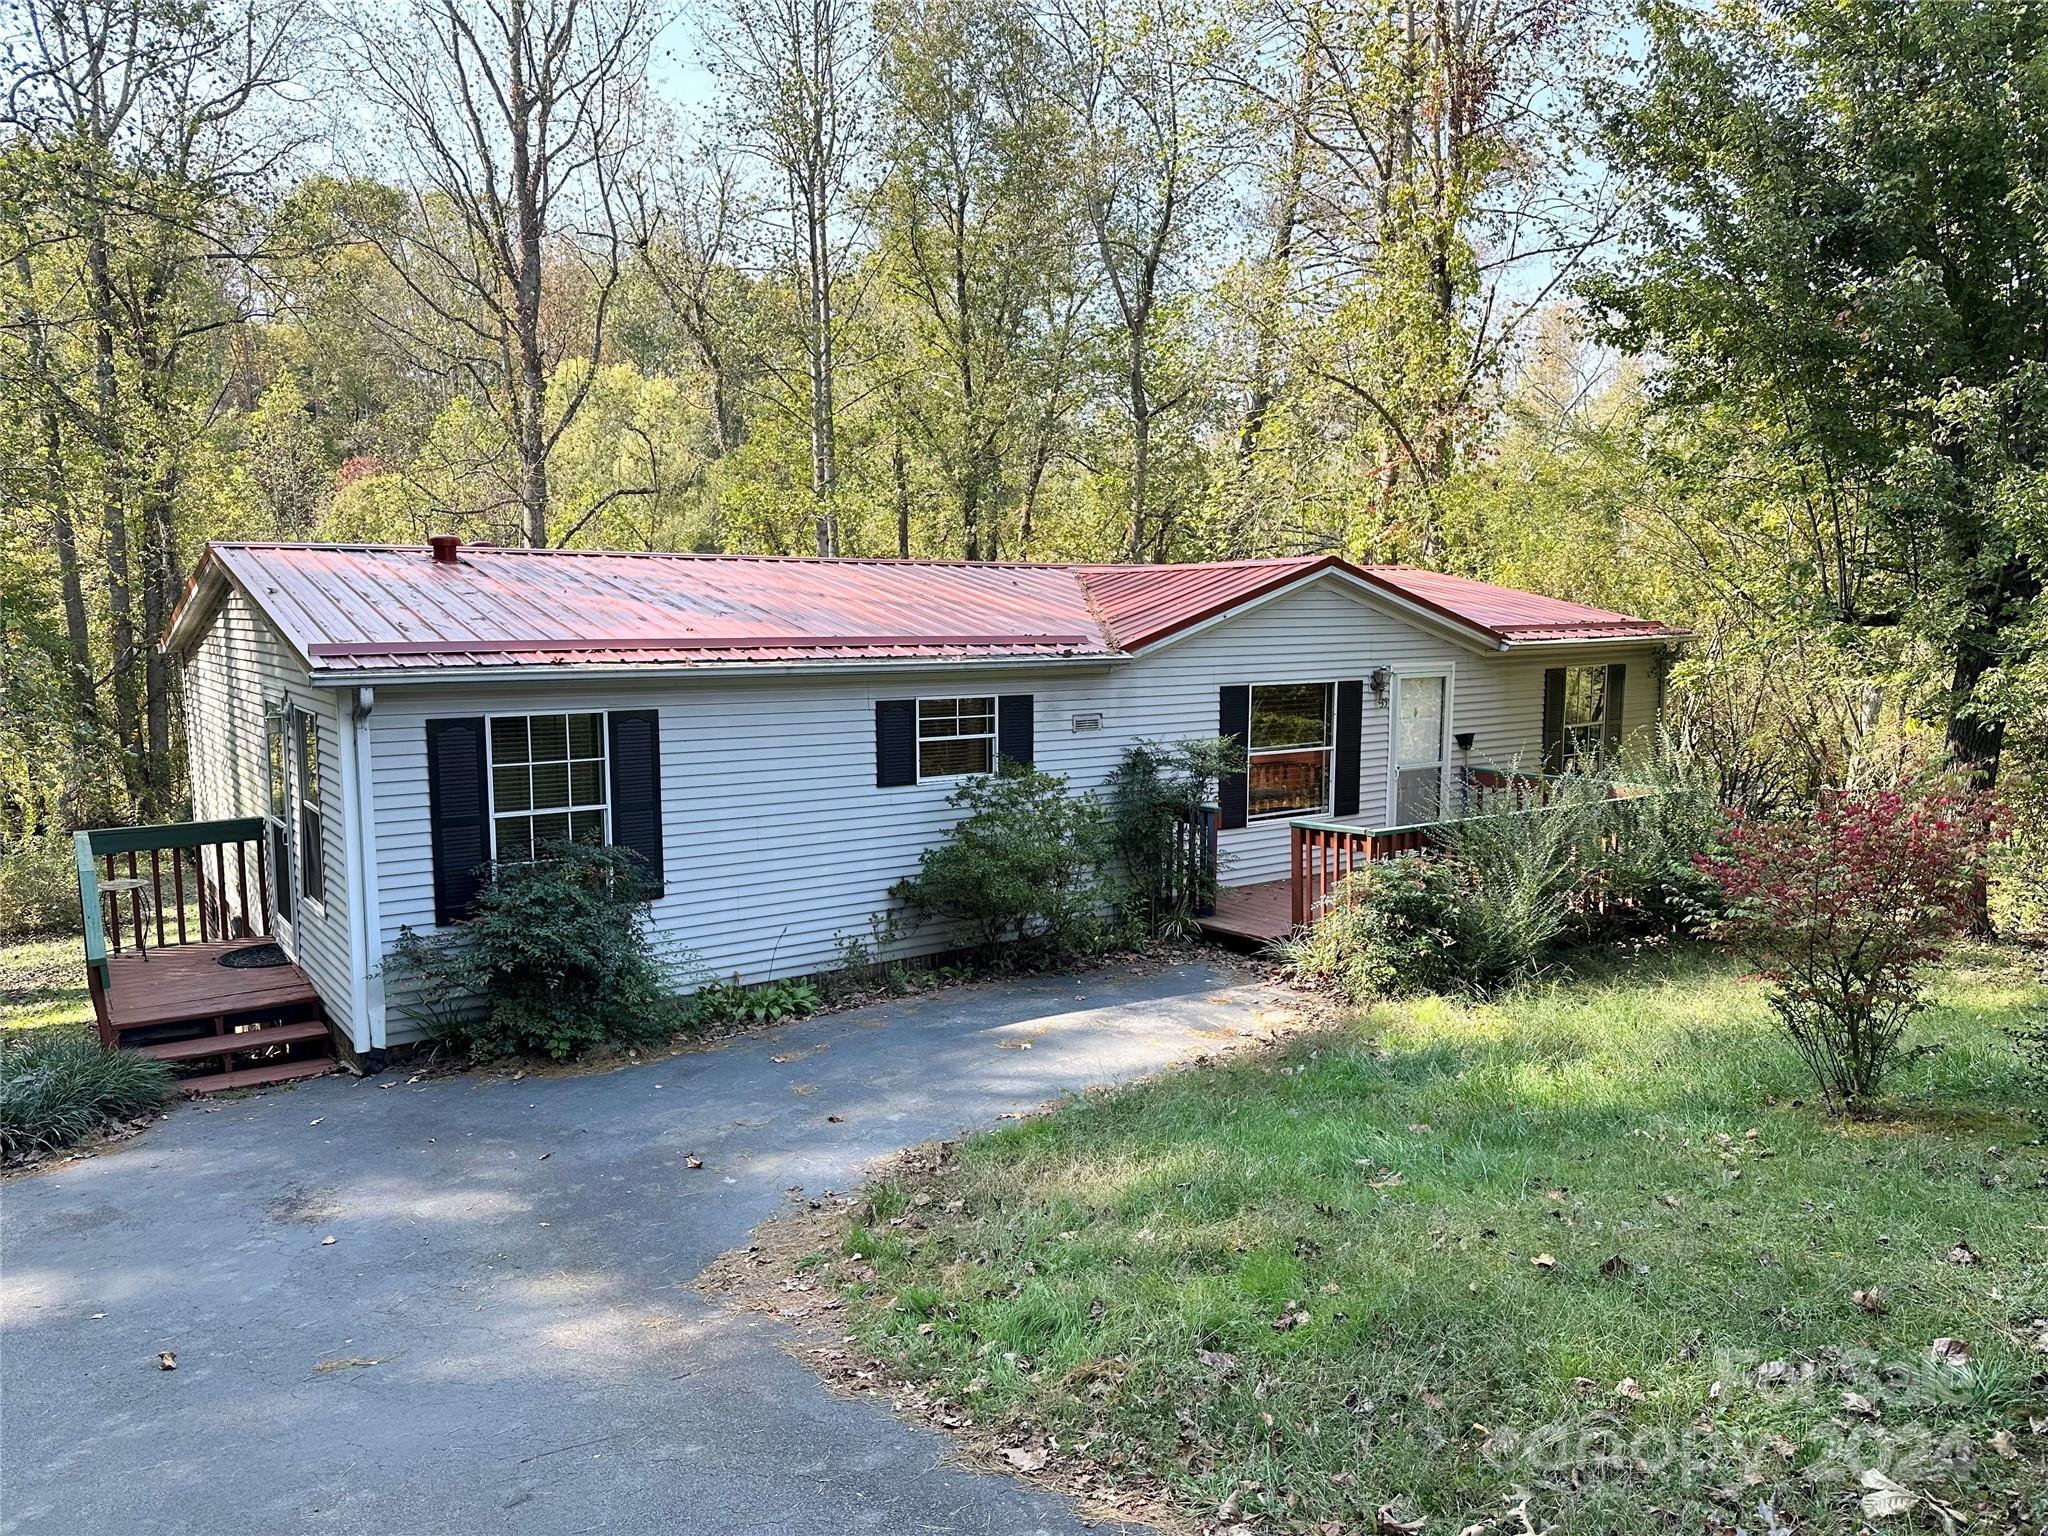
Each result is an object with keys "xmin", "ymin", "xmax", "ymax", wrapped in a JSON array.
[
  {"xmin": 0, "ymin": 933, "xmax": 92, "ymax": 1036},
  {"xmin": 827, "ymin": 947, "xmax": 2047, "ymax": 1534}
]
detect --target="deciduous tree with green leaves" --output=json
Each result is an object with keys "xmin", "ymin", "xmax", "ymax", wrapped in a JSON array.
[{"xmin": 1587, "ymin": 0, "xmax": 2047, "ymax": 798}]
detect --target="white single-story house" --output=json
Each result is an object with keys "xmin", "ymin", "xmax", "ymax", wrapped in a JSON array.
[{"xmin": 151, "ymin": 539, "xmax": 1685, "ymax": 1066}]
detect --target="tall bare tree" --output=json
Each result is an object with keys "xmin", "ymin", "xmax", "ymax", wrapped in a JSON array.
[
  {"xmin": 5, "ymin": 0, "xmax": 312, "ymax": 814},
  {"xmin": 1042, "ymin": 0, "xmax": 1229, "ymax": 562},
  {"xmin": 876, "ymin": 0, "xmax": 1080, "ymax": 559},
  {"xmin": 627, "ymin": 142, "xmax": 751, "ymax": 458},
  {"xmin": 709, "ymin": 0, "xmax": 873, "ymax": 556},
  {"xmin": 343, "ymin": 0, "xmax": 652, "ymax": 547}
]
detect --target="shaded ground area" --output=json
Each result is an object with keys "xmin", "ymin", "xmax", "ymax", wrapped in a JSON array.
[{"xmin": 0, "ymin": 958, "xmax": 1297, "ymax": 1536}]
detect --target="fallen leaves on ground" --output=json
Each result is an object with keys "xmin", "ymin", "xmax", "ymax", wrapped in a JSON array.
[
  {"xmin": 156, "ymin": 1352, "xmax": 176, "ymax": 1371},
  {"xmin": 1001, "ymin": 1443, "xmax": 1049, "ymax": 1473}
]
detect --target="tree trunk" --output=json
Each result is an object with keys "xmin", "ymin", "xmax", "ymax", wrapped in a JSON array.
[
  {"xmin": 85, "ymin": 217, "xmax": 143, "ymax": 800},
  {"xmin": 16, "ymin": 246, "xmax": 96, "ymax": 733},
  {"xmin": 140, "ymin": 466, "xmax": 179, "ymax": 816},
  {"xmin": 807, "ymin": 168, "xmax": 839, "ymax": 557},
  {"xmin": 893, "ymin": 424, "xmax": 911, "ymax": 558},
  {"xmin": 1126, "ymin": 335, "xmax": 1151, "ymax": 561}
]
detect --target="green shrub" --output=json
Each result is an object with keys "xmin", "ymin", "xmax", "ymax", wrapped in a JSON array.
[
  {"xmin": 0, "ymin": 1033, "xmax": 172, "ymax": 1160},
  {"xmin": 1441, "ymin": 797, "xmax": 1591, "ymax": 982},
  {"xmin": 1278, "ymin": 856, "xmax": 1472, "ymax": 1000},
  {"xmin": 2011, "ymin": 1009, "xmax": 2048, "ymax": 1122},
  {"xmin": 689, "ymin": 974, "xmax": 821, "ymax": 1028},
  {"xmin": 1285, "ymin": 767, "xmax": 1728, "ymax": 1002},
  {"xmin": 1579, "ymin": 760, "xmax": 1728, "ymax": 934},
  {"xmin": 890, "ymin": 765, "xmax": 1114, "ymax": 968},
  {"xmin": 1105, "ymin": 737, "xmax": 1240, "ymax": 937},
  {"xmin": 390, "ymin": 842, "xmax": 677, "ymax": 1062},
  {"xmin": 0, "ymin": 834, "xmax": 80, "ymax": 939}
]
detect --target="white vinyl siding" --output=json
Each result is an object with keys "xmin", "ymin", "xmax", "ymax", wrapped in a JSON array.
[
  {"xmin": 1450, "ymin": 644, "xmax": 1662, "ymax": 785},
  {"xmin": 180, "ymin": 586, "xmax": 355, "ymax": 1036},
  {"xmin": 356, "ymin": 575, "xmax": 1669, "ymax": 1043}
]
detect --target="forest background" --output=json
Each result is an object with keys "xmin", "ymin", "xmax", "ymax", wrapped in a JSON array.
[{"xmin": 3, "ymin": 0, "xmax": 2042, "ymax": 926}]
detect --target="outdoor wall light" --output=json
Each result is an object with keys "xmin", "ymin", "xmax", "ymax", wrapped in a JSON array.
[
  {"xmin": 1369, "ymin": 666, "xmax": 1391, "ymax": 705},
  {"xmin": 1455, "ymin": 731, "xmax": 1476, "ymax": 752}
]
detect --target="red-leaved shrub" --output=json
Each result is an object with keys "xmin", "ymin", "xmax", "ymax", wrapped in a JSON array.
[{"xmin": 1697, "ymin": 787, "xmax": 2000, "ymax": 1106}]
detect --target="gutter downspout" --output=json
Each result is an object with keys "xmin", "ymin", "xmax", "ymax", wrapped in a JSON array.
[{"xmin": 338, "ymin": 686, "xmax": 385, "ymax": 1065}]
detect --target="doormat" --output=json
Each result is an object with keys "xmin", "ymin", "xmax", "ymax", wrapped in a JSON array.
[{"xmin": 218, "ymin": 943, "xmax": 290, "ymax": 970}]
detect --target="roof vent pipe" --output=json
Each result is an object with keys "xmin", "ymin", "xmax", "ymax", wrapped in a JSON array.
[{"xmin": 428, "ymin": 535, "xmax": 461, "ymax": 564}]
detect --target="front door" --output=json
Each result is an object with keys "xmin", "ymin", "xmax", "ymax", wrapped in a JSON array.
[
  {"xmin": 1392, "ymin": 673, "xmax": 1448, "ymax": 824},
  {"xmin": 266, "ymin": 711, "xmax": 296, "ymax": 951}
]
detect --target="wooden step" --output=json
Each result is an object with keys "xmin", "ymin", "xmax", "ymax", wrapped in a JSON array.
[
  {"xmin": 175, "ymin": 1058, "xmax": 337, "ymax": 1097},
  {"xmin": 140, "ymin": 1021, "xmax": 331, "ymax": 1064}
]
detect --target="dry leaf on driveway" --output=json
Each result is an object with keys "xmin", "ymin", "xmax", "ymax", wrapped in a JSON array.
[{"xmin": 155, "ymin": 1352, "xmax": 177, "ymax": 1371}]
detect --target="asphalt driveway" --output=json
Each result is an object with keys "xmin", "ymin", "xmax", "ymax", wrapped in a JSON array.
[{"xmin": 0, "ymin": 959, "xmax": 1290, "ymax": 1535}]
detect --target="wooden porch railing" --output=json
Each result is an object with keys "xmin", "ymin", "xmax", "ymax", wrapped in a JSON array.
[
  {"xmin": 1289, "ymin": 819, "xmax": 1434, "ymax": 928},
  {"xmin": 75, "ymin": 818, "xmax": 273, "ymax": 1011},
  {"xmin": 1288, "ymin": 775, "xmax": 1657, "ymax": 929},
  {"xmin": 1170, "ymin": 803, "xmax": 1221, "ymax": 920}
]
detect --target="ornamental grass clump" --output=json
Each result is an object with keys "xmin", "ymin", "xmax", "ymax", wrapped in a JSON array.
[
  {"xmin": 0, "ymin": 1033, "xmax": 172, "ymax": 1160},
  {"xmin": 1696, "ymin": 786, "xmax": 1999, "ymax": 1107}
]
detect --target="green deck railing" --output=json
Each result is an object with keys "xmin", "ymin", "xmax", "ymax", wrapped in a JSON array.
[{"xmin": 75, "ymin": 818, "xmax": 271, "ymax": 1005}]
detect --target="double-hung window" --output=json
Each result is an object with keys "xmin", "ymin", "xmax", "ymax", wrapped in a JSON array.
[
  {"xmin": 916, "ymin": 696, "xmax": 995, "ymax": 780},
  {"xmin": 296, "ymin": 709, "xmax": 326, "ymax": 905},
  {"xmin": 1562, "ymin": 666, "xmax": 1608, "ymax": 763},
  {"xmin": 1247, "ymin": 682, "xmax": 1333, "ymax": 819},
  {"xmin": 488, "ymin": 712, "xmax": 609, "ymax": 862}
]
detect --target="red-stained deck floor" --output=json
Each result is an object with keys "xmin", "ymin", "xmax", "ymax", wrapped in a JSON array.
[
  {"xmin": 102, "ymin": 940, "xmax": 324, "ymax": 1032},
  {"xmin": 1197, "ymin": 879, "xmax": 1296, "ymax": 946}
]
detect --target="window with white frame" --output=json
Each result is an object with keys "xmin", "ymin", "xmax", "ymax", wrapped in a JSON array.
[
  {"xmin": 488, "ymin": 713, "xmax": 608, "ymax": 862},
  {"xmin": 1248, "ymin": 682, "xmax": 1333, "ymax": 818},
  {"xmin": 1562, "ymin": 666, "xmax": 1608, "ymax": 762},
  {"xmin": 917, "ymin": 696, "xmax": 995, "ymax": 779},
  {"xmin": 296, "ymin": 708, "xmax": 326, "ymax": 905}
]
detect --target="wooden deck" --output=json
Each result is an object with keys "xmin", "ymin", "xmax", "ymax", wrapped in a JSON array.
[
  {"xmin": 101, "ymin": 940, "xmax": 324, "ymax": 1032},
  {"xmin": 1197, "ymin": 879, "xmax": 1296, "ymax": 946}
]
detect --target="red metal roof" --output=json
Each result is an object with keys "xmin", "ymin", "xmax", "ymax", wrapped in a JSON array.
[
  {"xmin": 166, "ymin": 542, "xmax": 1683, "ymax": 674},
  {"xmin": 1349, "ymin": 566, "xmax": 1691, "ymax": 646}
]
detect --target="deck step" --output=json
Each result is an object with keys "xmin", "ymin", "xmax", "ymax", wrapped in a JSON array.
[
  {"xmin": 174, "ymin": 1058, "xmax": 337, "ymax": 1097},
  {"xmin": 140, "ymin": 1021, "xmax": 332, "ymax": 1064}
]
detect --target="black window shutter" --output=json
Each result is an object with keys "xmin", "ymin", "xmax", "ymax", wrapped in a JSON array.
[
  {"xmin": 607, "ymin": 710, "xmax": 665, "ymax": 897},
  {"xmin": 1541, "ymin": 668, "xmax": 1567, "ymax": 775},
  {"xmin": 997, "ymin": 694, "xmax": 1034, "ymax": 768},
  {"xmin": 1218, "ymin": 685, "xmax": 1251, "ymax": 829},
  {"xmin": 1333, "ymin": 680, "xmax": 1363, "ymax": 818},
  {"xmin": 876, "ymin": 699, "xmax": 917, "ymax": 787},
  {"xmin": 425, "ymin": 717, "xmax": 489, "ymax": 925},
  {"xmin": 1602, "ymin": 664, "xmax": 1627, "ymax": 761}
]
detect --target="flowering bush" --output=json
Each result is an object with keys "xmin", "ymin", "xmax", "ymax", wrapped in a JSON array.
[{"xmin": 1697, "ymin": 787, "xmax": 1999, "ymax": 1106}]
